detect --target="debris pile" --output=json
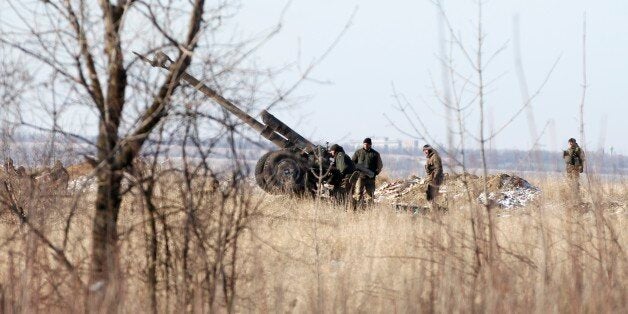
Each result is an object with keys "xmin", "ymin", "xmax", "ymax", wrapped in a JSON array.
[
  {"xmin": 375, "ymin": 173, "xmax": 540, "ymax": 209},
  {"xmin": 68, "ymin": 176, "xmax": 97, "ymax": 192},
  {"xmin": 477, "ymin": 173, "xmax": 541, "ymax": 208},
  {"xmin": 67, "ymin": 162, "xmax": 97, "ymax": 191},
  {"xmin": 374, "ymin": 176, "xmax": 423, "ymax": 202},
  {"xmin": 2, "ymin": 158, "xmax": 70, "ymax": 190}
]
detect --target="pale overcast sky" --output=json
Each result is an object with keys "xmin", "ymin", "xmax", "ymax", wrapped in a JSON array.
[
  {"xmin": 2, "ymin": 1, "xmax": 626, "ymax": 153},
  {"xmin": 235, "ymin": 0, "xmax": 628, "ymax": 153}
]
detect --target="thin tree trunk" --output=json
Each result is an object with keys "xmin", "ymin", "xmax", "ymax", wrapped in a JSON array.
[
  {"xmin": 159, "ymin": 210, "xmax": 173, "ymax": 312},
  {"xmin": 147, "ymin": 203, "xmax": 159, "ymax": 314},
  {"xmin": 89, "ymin": 167, "xmax": 123, "ymax": 309},
  {"xmin": 475, "ymin": 1, "xmax": 496, "ymax": 265}
]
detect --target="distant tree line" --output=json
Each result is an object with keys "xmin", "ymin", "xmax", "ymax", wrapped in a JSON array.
[{"xmin": 6, "ymin": 133, "xmax": 627, "ymax": 178}]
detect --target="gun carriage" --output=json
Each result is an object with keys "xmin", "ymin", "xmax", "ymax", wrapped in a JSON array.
[{"xmin": 137, "ymin": 52, "xmax": 373, "ymax": 195}]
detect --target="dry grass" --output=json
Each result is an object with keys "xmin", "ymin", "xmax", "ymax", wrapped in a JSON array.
[
  {"xmin": 242, "ymin": 175, "xmax": 626, "ymax": 313},
  {"xmin": 0, "ymin": 174, "xmax": 626, "ymax": 313}
]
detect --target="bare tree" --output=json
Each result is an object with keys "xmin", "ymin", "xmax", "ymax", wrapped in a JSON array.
[
  {"xmin": 383, "ymin": 5, "xmax": 562, "ymax": 303},
  {"xmin": 0, "ymin": 0, "xmax": 296, "ymax": 309}
]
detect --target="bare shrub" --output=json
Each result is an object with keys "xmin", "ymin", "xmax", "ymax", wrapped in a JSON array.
[{"xmin": 0, "ymin": 0, "xmax": 298, "ymax": 311}]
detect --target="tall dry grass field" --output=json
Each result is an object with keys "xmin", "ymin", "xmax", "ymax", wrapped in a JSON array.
[{"xmin": 0, "ymin": 173, "xmax": 626, "ymax": 313}]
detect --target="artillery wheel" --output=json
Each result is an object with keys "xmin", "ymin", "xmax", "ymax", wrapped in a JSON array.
[
  {"xmin": 261, "ymin": 150, "xmax": 307, "ymax": 195},
  {"xmin": 254, "ymin": 151, "xmax": 274, "ymax": 192}
]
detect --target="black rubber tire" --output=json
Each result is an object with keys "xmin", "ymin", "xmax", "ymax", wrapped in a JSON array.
[
  {"xmin": 255, "ymin": 151, "xmax": 274, "ymax": 192},
  {"xmin": 262, "ymin": 150, "xmax": 307, "ymax": 195}
]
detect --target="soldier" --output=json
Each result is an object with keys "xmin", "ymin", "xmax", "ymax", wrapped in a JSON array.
[
  {"xmin": 563, "ymin": 138, "xmax": 585, "ymax": 196},
  {"xmin": 351, "ymin": 138, "xmax": 383, "ymax": 209},
  {"xmin": 423, "ymin": 144, "xmax": 444, "ymax": 208},
  {"xmin": 329, "ymin": 144, "xmax": 356, "ymax": 204}
]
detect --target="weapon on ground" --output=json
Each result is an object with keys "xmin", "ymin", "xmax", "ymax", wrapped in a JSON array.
[{"xmin": 136, "ymin": 51, "xmax": 373, "ymax": 195}]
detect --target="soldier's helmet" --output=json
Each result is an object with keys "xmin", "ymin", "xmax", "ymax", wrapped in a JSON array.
[
  {"xmin": 568, "ymin": 138, "xmax": 577, "ymax": 144},
  {"xmin": 330, "ymin": 144, "xmax": 342, "ymax": 152}
]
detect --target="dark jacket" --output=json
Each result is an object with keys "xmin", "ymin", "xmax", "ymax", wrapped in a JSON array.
[
  {"xmin": 352, "ymin": 148, "xmax": 383, "ymax": 176},
  {"xmin": 425, "ymin": 149, "xmax": 444, "ymax": 186},
  {"xmin": 334, "ymin": 151, "xmax": 355, "ymax": 177}
]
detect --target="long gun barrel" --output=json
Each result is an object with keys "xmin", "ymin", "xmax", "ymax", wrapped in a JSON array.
[
  {"xmin": 260, "ymin": 110, "xmax": 314, "ymax": 149},
  {"xmin": 135, "ymin": 51, "xmax": 293, "ymax": 149}
]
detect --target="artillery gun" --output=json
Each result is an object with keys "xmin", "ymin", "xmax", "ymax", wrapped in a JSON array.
[{"xmin": 136, "ymin": 51, "xmax": 374, "ymax": 195}]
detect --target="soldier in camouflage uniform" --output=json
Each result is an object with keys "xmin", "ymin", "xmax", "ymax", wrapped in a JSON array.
[
  {"xmin": 423, "ymin": 145, "xmax": 444, "ymax": 207},
  {"xmin": 329, "ymin": 144, "xmax": 356, "ymax": 204},
  {"xmin": 563, "ymin": 138, "xmax": 585, "ymax": 196},
  {"xmin": 351, "ymin": 138, "xmax": 383, "ymax": 209}
]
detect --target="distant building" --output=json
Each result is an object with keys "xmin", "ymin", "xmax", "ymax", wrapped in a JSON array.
[{"xmin": 348, "ymin": 138, "xmax": 421, "ymax": 153}]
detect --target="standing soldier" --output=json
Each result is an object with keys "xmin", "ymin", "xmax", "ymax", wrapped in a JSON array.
[
  {"xmin": 423, "ymin": 145, "xmax": 444, "ymax": 208},
  {"xmin": 329, "ymin": 144, "xmax": 356, "ymax": 205},
  {"xmin": 563, "ymin": 138, "xmax": 585, "ymax": 196},
  {"xmin": 352, "ymin": 138, "xmax": 383, "ymax": 209}
]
